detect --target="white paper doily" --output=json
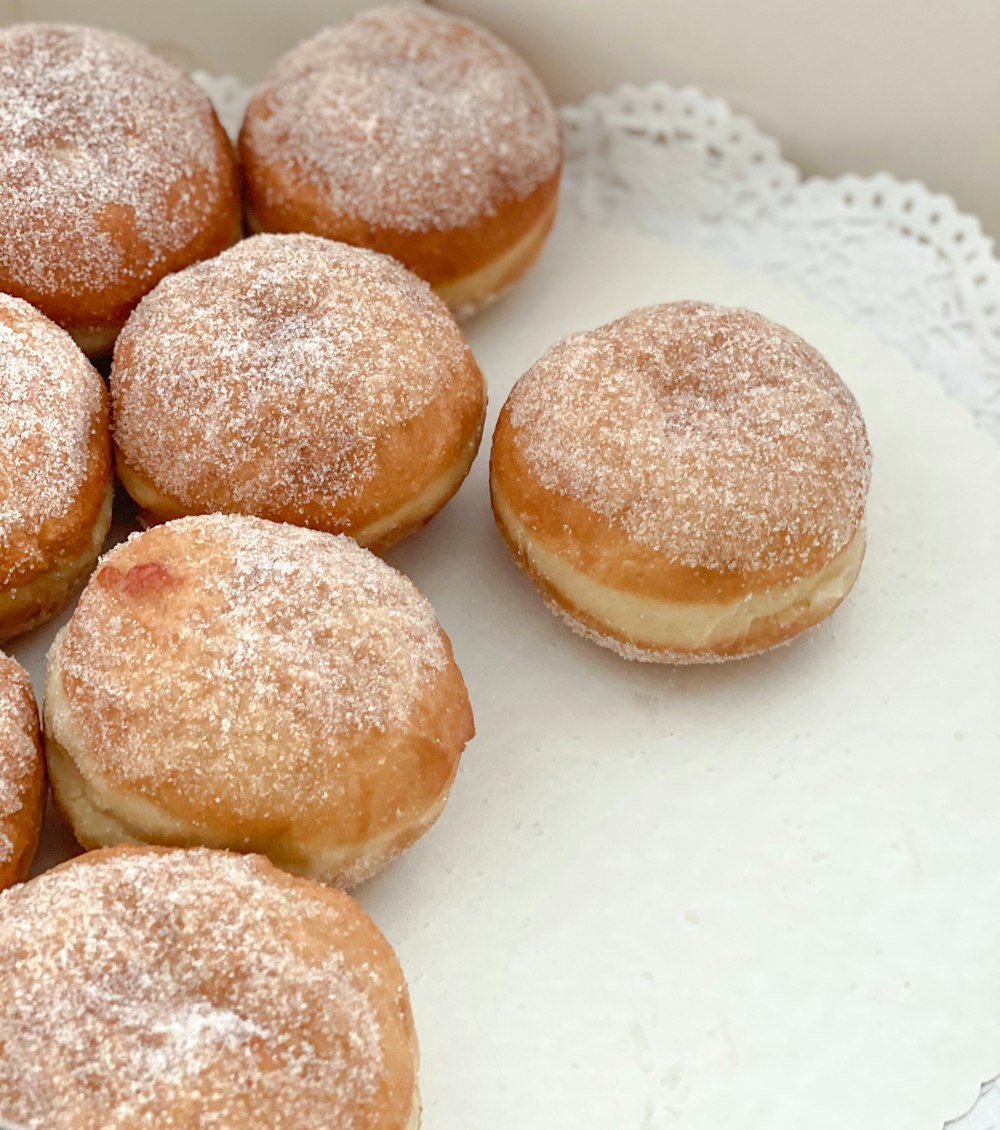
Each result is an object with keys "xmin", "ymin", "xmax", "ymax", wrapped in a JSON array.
[
  {"xmin": 192, "ymin": 71, "xmax": 1000, "ymax": 1129},
  {"xmin": 559, "ymin": 84, "xmax": 1000, "ymax": 439}
]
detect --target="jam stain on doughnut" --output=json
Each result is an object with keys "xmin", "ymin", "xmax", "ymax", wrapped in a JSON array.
[
  {"xmin": 96, "ymin": 561, "xmax": 176, "ymax": 597},
  {"xmin": 45, "ymin": 514, "xmax": 474, "ymax": 887}
]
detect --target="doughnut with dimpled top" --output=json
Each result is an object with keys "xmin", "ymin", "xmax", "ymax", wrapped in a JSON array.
[
  {"xmin": 110, "ymin": 233, "xmax": 486, "ymax": 548},
  {"xmin": 239, "ymin": 4, "xmax": 562, "ymax": 315},
  {"xmin": 0, "ymin": 23, "xmax": 241, "ymax": 356},
  {"xmin": 0, "ymin": 845, "xmax": 420, "ymax": 1129},
  {"xmin": 44, "ymin": 513, "xmax": 474, "ymax": 887},
  {"xmin": 490, "ymin": 301, "xmax": 873, "ymax": 662}
]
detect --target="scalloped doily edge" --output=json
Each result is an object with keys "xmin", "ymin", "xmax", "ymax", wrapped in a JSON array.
[{"xmin": 559, "ymin": 82, "xmax": 1000, "ymax": 439}]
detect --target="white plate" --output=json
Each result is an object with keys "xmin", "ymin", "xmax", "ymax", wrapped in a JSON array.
[{"xmin": 10, "ymin": 216, "xmax": 1000, "ymax": 1130}]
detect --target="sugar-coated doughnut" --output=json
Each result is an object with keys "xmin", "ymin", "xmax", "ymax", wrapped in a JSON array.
[
  {"xmin": 490, "ymin": 301, "xmax": 872, "ymax": 662},
  {"xmin": 0, "ymin": 294, "xmax": 112, "ymax": 642},
  {"xmin": 44, "ymin": 514, "xmax": 474, "ymax": 886},
  {"xmin": 0, "ymin": 845, "xmax": 419, "ymax": 1129},
  {"xmin": 0, "ymin": 654, "xmax": 45, "ymax": 890},
  {"xmin": 111, "ymin": 233, "xmax": 486, "ymax": 547},
  {"xmin": 239, "ymin": 4, "xmax": 562, "ymax": 314},
  {"xmin": 0, "ymin": 23, "xmax": 241, "ymax": 356}
]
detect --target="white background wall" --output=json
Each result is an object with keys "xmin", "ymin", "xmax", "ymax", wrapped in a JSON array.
[
  {"xmin": 440, "ymin": 0, "xmax": 1000, "ymax": 242},
  {"xmin": 4, "ymin": 0, "xmax": 998, "ymax": 240}
]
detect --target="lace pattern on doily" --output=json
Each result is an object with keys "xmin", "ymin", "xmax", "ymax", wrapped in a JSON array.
[{"xmin": 560, "ymin": 84, "xmax": 1000, "ymax": 437}]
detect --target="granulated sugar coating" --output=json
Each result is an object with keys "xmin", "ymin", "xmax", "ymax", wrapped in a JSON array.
[
  {"xmin": 0, "ymin": 847, "xmax": 417, "ymax": 1128},
  {"xmin": 241, "ymin": 4, "xmax": 561, "ymax": 232},
  {"xmin": 49, "ymin": 515, "xmax": 450, "ymax": 821},
  {"xmin": 0, "ymin": 294, "xmax": 104, "ymax": 580},
  {"xmin": 0, "ymin": 655, "xmax": 39, "ymax": 864},
  {"xmin": 507, "ymin": 301, "xmax": 872, "ymax": 575},
  {"xmin": 111, "ymin": 233, "xmax": 476, "ymax": 514},
  {"xmin": 0, "ymin": 23, "xmax": 232, "ymax": 297}
]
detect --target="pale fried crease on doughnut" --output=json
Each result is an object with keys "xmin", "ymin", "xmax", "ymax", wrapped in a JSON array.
[
  {"xmin": 111, "ymin": 233, "xmax": 485, "ymax": 548},
  {"xmin": 491, "ymin": 301, "xmax": 872, "ymax": 662},
  {"xmin": 45, "ymin": 514, "xmax": 474, "ymax": 887}
]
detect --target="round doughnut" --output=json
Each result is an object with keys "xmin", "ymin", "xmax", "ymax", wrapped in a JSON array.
[
  {"xmin": 239, "ymin": 4, "xmax": 562, "ymax": 315},
  {"xmin": 0, "ymin": 293, "xmax": 112, "ymax": 642},
  {"xmin": 490, "ymin": 301, "xmax": 873, "ymax": 662},
  {"xmin": 110, "ymin": 233, "xmax": 486, "ymax": 548},
  {"xmin": 0, "ymin": 654, "xmax": 45, "ymax": 890},
  {"xmin": 0, "ymin": 845, "xmax": 419, "ymax": 1128},
  {"xmin": 44, "ymin": 514, "xmax": 474, "ymax": 887},
  {"xmin": 0, "ymin": 23, "xmax": 241, "ymax": 356}
]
